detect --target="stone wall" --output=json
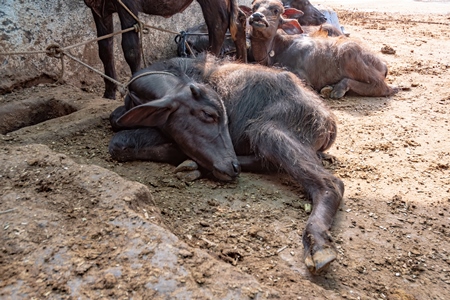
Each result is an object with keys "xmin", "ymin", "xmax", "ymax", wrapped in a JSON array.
[{"xmin": 0, "ymin": 0, "xmax": 251, "ymax": 94}]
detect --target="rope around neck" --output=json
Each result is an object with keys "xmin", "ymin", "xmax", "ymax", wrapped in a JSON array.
[{"xmin": 124, "ymin": 71, "xmax": 177, "ymax": 89}]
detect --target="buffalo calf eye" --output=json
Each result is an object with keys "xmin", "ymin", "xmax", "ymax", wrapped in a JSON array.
[{"xmin": 201, "ymin": 110, "xmax": 217, "ymax": 123}]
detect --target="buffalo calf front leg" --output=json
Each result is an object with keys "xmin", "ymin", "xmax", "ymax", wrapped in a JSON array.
[
  {"xmin": 247, "ymin": 122, "xmax": 344, "ymax": 274},
  {"xmin": 303, "ymin": 176, "xmax": 344, "ymax": 273},
  {"xmin": 109, "ymin": 128, "xmax": 187, "ymax": 164}
]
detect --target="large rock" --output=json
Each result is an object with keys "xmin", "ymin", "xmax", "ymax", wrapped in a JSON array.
[{"xmin": 0, "ymin": 144, "xmax": 268, "ymax": 299}]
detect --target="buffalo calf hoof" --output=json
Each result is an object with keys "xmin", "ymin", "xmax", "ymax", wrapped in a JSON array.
[
  {"xmin": 330, "ymin": 88, "xmax": 347, "ymax": 99},
  {"xmin": 175, "ymin": 160, "xmax": 201, "ymax": 182},
  {"xmin": 320, "ymin": 86, "xmax": 333, "ymax": 99},
  {"xmin": 304, "ymin": 247, "xmax": 337, "ymax": 274},
  {"xmin": 390, "ymin": 86, "xmax": 400, "ymax": 95},
  {"xmin": 174, "ymin": 160, "xmax": 199, "ymax": 172},
  {"xmin": 176, "ymin": 170, "xmax": 202, "ymax": 182},
  {"xmin": 341, "ymin": 26, "xmax": 350, "ymax": 37}
]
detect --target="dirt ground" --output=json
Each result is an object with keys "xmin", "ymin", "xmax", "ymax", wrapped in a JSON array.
[{"xmin": 1, "ymin": 5, "xmax": 450, "ymax": 300}]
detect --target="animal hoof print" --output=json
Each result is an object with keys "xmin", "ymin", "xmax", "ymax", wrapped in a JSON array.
[
  {"xmin": 381, "ymin": 45, "xmax": 396, "ymax": 55},
  {"xmin": 176, "ymin": 170, "xmax": 202, "ymax": 182},
  {"xmin": 305, "ymin": 248, "xmax": 337, "ymax": 274},
  {"xmin": 174, "ymin": 160, "xmax": 199, "ymax": 172}
]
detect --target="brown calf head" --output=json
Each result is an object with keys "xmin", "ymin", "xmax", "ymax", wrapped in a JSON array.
[
  {"xmin": 248, "ymin": 0, "xmax": 304, "ymax": 39},
  {"xmin": 117, "ymin": 83, "xmax": 240, "ymax": 181}
]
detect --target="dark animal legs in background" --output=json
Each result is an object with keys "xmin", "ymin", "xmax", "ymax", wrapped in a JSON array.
[{"xmin": 84, "ymin": 0, "xmax": 247, "ymax": 99}]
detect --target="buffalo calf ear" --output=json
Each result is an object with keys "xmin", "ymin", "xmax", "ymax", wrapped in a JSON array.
[
  {"xmin": 281, "ymin": 19, "xmax": 303, "ymax": 34},
  {"xmin": 283, "ymin": 8, "xmax": 304, "ymax": 19},
  {"xmin": 190, "ymin": 84, "xmax": 201, "ymax": 99},
  {"xmin": 117, "ymin": 96, "xmax": 178, "ymax": 128},
  {"xmin": 239, "ymin": 5, "xmax": 252, "ymax": 17}
]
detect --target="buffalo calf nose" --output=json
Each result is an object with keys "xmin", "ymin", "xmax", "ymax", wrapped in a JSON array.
[
  {"xmin": 251, "ymin": 12, "xmax": 264, "ymax": 21},
  {"xmin": 232, "ymin": 161, "xmax": 241, "ymax": 175}
]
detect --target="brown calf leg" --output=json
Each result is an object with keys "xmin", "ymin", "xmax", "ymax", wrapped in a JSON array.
[{"xmin": 331, "ymin": 77, "xmax": 398, "ymax": 99}]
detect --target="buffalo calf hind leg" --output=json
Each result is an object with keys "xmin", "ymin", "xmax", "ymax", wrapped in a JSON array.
[{"xmin": 331, "ymin": 78, "xmax": 397, "ymax": 99}]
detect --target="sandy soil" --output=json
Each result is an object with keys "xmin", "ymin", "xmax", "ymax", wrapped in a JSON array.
[{"xmin": 1, "ymin": 5, "xmax": 450, "ymax": 300}]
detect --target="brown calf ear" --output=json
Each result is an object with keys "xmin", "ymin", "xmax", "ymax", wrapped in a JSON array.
[
  {"xmin": 310, "ymin": 25, "xmax": 329, "ymax": 38},
  {"xmin": 239, "ymin": 5, "xmax": 252, "ymax": 17},
  {"xmin": 280, "ymin": 18, "xmax": 303, "ymax": 34},
  {"xmin": 117, "ymin": 97, "xmax": 179, "ymax": 128},
  {"xmin": 283, "ymin": 8, "xmax": 304, "ymax": 19}
]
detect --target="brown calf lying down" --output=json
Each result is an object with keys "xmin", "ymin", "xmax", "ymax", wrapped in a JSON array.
[{"xmin": 247, "ymin": 0, "xmax": 397, "ymax": 99}]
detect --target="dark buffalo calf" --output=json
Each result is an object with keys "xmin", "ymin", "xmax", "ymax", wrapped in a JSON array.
[
  {"xmin": 110, "ymin": 54, "xmax": 344, "ymax": 274},
  {"xmin": 282, "ymin": 0, "xmax": 347, "ymax": 35},
  {"xmin": 84, "ymin": 0, "xmax": 247, "ymax": 99},
  {"xmin": 176, "ymin": 24, "xmax": 239, "ymax": 58},
  {"xmin": 109, "ymin": 67, "xmax": 240, "ymax": 181},
  {"xmin": 282, "ymin": 0, "xmax": 326, "ymax": 26}
]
